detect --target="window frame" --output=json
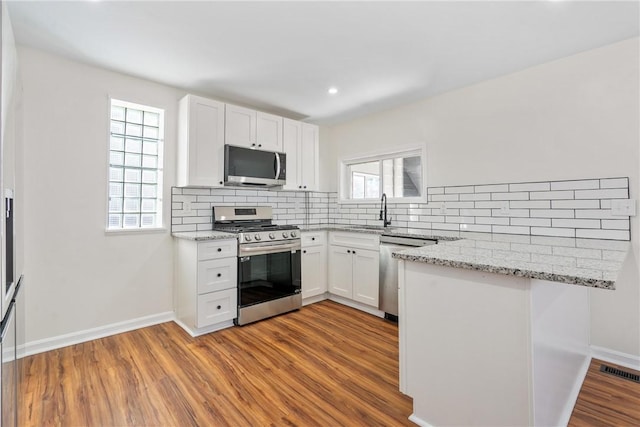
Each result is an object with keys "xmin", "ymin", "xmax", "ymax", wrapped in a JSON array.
[
  {"xmin": 338, "ymin": 144, "xmax": 427, "ymax": 204},
  {"xmin": 105, "ymin": 97, "xmax": 166, "ymax": 233}
]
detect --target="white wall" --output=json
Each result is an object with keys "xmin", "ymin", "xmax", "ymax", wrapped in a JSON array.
[
  {"xmin": 19, "ymin": 47, "xmax": 183, "ymax": 344},
  {"xmin": 324, "ymin": 38, "xmax": 640, "ymax": 358}
]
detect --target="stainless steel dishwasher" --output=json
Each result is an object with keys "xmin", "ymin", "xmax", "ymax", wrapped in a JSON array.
[{"xmin": 379, "ymin": 235, "xmax": 437, "ymax": 320}]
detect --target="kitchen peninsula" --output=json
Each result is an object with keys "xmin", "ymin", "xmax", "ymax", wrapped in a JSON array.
[{"xmin": 394, "ymin": 233, "xmax": 629, "ymax": 427}]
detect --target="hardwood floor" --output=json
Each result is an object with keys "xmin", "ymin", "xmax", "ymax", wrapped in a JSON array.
[
  {"xmin": 568, "ymin": 359, "xmax": 640, "ymax": 426},
  {"xmin": 20, "ymin": 301, "xmax": 413, "ymax": 426},
  {"xmin": 20, "ymin": 300, "xmax": 640, "ymax": 426}
]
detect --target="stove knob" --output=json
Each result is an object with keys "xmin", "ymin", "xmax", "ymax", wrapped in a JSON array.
[
  {"xmin": 244, "ymin": 235, "xmax": 252, "ymax": 242},
  {"xmin": 254, "ymin": 234, "xmax": 262, "ymax": 241},
  {"xmin": 269, "ymin": 233, "xmax": 276, "ymax": 240},
  {"xmin": 282, "ymin": 231, "xmax": 289, "ymax": 238},
  {"xmin": 291, "ymin": 231, "xmax": 298, "ymax": 238}
]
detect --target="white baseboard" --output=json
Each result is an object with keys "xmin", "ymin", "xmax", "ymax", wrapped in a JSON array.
[
  {"xmin": 591, "ymin": 345, "xmax": 640, "ymax": 371},
  {"xmin": 173, "ymin": 318, "xmax": 234, "ymax": 337},
  {"xmin": 22, "ymin": 311, "xmax": 175, "ymax": 357},
  {"xmin": 328, "ymin": 295, "xmax": 384, "ymax": 318},
  {"xmin": 408, "ymin": 414, "xmax": 433, "ymax": 427},
  {"xmin": 302, "ymin": 293, "xmax": 328, "ymax": 306}
]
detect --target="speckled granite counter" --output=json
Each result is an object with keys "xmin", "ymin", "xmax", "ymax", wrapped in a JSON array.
[
  {"xmin": 172, "ymin": 230, "xmax": 237, "ymax": 241},
  {"xmin": 393, "ymin": 232, "xmax": 629, "ymax": 289},
  {"xmin": 299, "ymin": 224, "xmax": 461, "ymax": 241}
]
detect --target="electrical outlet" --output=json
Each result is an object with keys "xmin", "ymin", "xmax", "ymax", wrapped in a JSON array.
[
  {"xmin": 184, "ymin": 201, "xmax": 192, "ymax": 213},
  {"xmin": 611, "ymin": 199, "xmax": 637, "ymax": 217}
]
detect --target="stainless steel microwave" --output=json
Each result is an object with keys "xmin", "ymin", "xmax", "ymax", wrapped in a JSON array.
[{"xmin": 224, "ymin": 144, "xmax": 286, "ymax": 187}]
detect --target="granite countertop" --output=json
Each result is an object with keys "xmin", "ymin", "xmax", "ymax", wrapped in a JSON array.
[
  {"xmin": 392, "ymin": 232, "xmax": 629, "ymax": 289},
  {"xmin": 172, "ymin": 230, "xmax": 237, "ymax": 241},
  {"xmin": 299, "ymin": 224, "xmax": 461, "ymax": 241}
]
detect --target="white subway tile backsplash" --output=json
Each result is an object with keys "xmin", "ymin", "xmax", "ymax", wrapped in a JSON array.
[
  {"xmin": 476, "ymin": 217, "xmax": 510, "ymax": 225},
  {"xmin": 171, "ymin": 176, "xmax": 631, "ymax": 241},
  {"xmin": 491, "ymin": 192, "xmax": 529, "ymax": 201},
  {"xmin": 575, "ymin": 189, "xmax": 628, "ymax": 200},
  {"xmin": 530, "ymin": 227, "xmax": 576, "ymax": 238},
  {"xmin": 600, "ymin": 177, "xmax": 628, "ymax": 189},
  {"xmin": 575, "ymin": 229, "xmax": 630, "ymax": 240},
  {"xmin": 461, "ymin": 224, "xmax": 492, "ymax": 233},
  {"xmin": 431, "ymin": 194, "xmax": 459, "ymax": 202},
  {"xmin": 529, "ymin": 190, "xmax": 574, "ymax": 200},
  {"xmin": 491, "ymin": 225, "xmax": 529, "ymax": 235},
  {"xmin": 509, "ymin": 200, "xmax": 551, "ymax": 209},
  {"xmin": 475, "ymin": 184, "xmax": 509, "ymax": 193},
  {"xmin": 459, "ymin": 193, "xmax": 491, "ymax": 201},
  {"xmin": 445, "ymin": 186, "xmax": 475, "ymax": 194},
  {"xmin": 509, "ymin": 182, "xmax": 550, "ymax": 192},
  {"xmin": 550, "ymin": 180, "xmax": 599, "ymax": 191},
  {"xmin": 551, "ymin": 199, "xmax": 600, "ymax": 209},
  {"xmin": 511, "ymin": 218, "xmax": 551, "ymax": 227},
  {"xmin": 530, "ymin": 209, "xmax": 574, "ymax": 218},
  {"xmin": 552, "ymin": 218, "xmax": 600, "ymax": 229},
  {"xmin": 601, "ymin": 219, "xmax": 630, "ymax": 230},
  {"xmin": 531, "ymin": 236, "xmax": 577, "ymax": 247}
]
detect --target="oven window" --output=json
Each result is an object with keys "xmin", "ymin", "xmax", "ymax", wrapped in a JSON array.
[{"xmin": 238, "ymin": 251, "xmax": 301, "ymax": 307}]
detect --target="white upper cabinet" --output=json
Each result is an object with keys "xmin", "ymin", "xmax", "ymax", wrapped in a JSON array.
[
  {"xmin": 225, "ymin": 104, "xmax": 283, "ymax": 151},
  {"xmin": 225, "ymin": 104, "xmax": 257, "ymax": 148},
  {"xmin": 177, "ymin": 94, "xmax": 225, "ymax": 187},
  {"xmin": 283, "ymin": 119, "xmax": 319, "ymax": 191},
  {"xmin": 256, "ymin": 111, "xmax": 283, "ymax": 151}
]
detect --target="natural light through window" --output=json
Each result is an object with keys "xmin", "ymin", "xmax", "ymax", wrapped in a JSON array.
[
  {"xmin": 107, "ymin": 99, "xmax": 164, "ymax": 230},
  {"xmin": 342, "ymin": 147, "xmax": 424, "ymax": 202}
]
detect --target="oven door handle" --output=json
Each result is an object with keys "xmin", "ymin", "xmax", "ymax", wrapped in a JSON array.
[{"xmin": 239, "ymin": 241, "xmax": 301, "ymax": 257}]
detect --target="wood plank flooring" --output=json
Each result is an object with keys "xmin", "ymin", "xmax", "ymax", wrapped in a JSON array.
[
  {"xmin": 19, "ymin": 300, "xmax": 640, "ymax": 426},
  {"xmin": 20, "ymin": 301, "xmax": 413, "ymax": 426},
  {"xmin": 568, "ymin": 359, "xmax": 640, "ymax": 426}
]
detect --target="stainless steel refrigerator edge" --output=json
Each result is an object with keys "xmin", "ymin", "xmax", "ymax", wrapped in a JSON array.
[{"xmin": 379, "ymin": 235, "xmax": 436, "ymax": 319}]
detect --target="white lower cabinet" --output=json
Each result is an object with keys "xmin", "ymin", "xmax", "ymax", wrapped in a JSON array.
[
  {"xmin": 301, "ymin": 231, "xmax": 327, "ymax": 299},
  {"xmin": 176, "ymin": 238, "xmax": 238, "ymax": 336},
  {"xmin": 328, "ymin": 232, "xmax": 380, "ymax": 307}
]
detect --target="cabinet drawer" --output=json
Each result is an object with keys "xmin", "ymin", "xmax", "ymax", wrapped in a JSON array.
[
  {"xmin": 197, "ymin": 288, "xmax": 237, "ymax": 327},
  {"xmin": 198, "ymin": 239, "xmax": 237, "ymax": 260},
  {"xmin": 330, "ymin": 231, "xmax": 380, "ymax": 251},
  {"xmin": 197, "ymin": 258, "xmax": 237, "ymax": 294},
  {"xmin": 302, "ymin": 231, "xmax": 326, "ymax": 247}
]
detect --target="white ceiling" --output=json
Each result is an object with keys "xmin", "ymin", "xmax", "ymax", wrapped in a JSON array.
[{"xmin": 7, "ymin": 1, "xmax": 639, "ymax": 125}]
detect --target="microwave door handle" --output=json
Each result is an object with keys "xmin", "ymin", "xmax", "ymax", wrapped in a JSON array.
[{"xmin": 274, "ymin": 153, "xmax": 281, "ymax": 180}]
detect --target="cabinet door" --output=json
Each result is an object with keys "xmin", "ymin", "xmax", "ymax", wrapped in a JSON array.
[
  {"xmin": 328, "ymin": 246, "xmax": 353, "ymax": 298},
  {"xmin": 282, "ymin": 118, "xmax": 301, "ymax": 190},
  {"xmin": 197, "ymin": 258, "xmax": 237, "ymax": 294},
  {"xmin": 225, "ymin": 104, "xmax": 257, "ymax": 148},
  {"xmin": 177, "ymin": 95, "xmax": 225, "ymax": 187},
  {"xmin": 352, "ymin": 248, "xmax": 380, "ymax": 307},
  {"xmin": 300, "ymin": 123, "xmax": 319, "ymax": 191},
  {"xmin": 256, "ymin": 112, "xmax": 283, "ymax": 151},
  {"xmin": 197, "ymin": 288, "xmax": 237, "ymax": 327},
  {"xmin": 302, "ymin": 245, "xmax": 327, "ymax": 298}
]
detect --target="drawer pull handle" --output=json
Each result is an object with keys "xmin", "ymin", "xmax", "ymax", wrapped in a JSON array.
[
  {"xmin": 311, "ymin": 237, "xmax": 315, "ymax": 241},
  {"xmin": 217, "ymin": 305, "xmax": 222, "ymax": 310},
  {"xmin": 217, "ymin": 248, "xmax": 222, "ymax": 252},
  {"xmin": 352, "ymin": 250, "xmax": 356, "ymax": 254},
  {"xmin": 303, "ymin": 250, "xmax": 307, "ymax": 254},
  {"xmin": 347, "ymin": 250, "xmax": 351, "ymax": 253},
  {"xmin": 217, "ymin": 273, "xmax": 222, "ymax": 277}
]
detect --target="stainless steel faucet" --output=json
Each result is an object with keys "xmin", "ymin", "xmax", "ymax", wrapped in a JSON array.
[{"xmin": 379, "ymin": 193, "xmax": 392, "ymax": 227}]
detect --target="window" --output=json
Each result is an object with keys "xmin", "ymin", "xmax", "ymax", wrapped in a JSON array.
[
  {"xmin": 107, "ymin": 99, "xmax": 164, "ymax": 230},
  {"xmin": 341, "ymin": 147, "xmax": 425, "ymax": 202}
]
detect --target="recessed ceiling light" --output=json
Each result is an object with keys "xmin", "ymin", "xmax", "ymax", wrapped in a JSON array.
[{"xmin": 328, "ymin": 87, "xmax": 338, "ymax": 95}]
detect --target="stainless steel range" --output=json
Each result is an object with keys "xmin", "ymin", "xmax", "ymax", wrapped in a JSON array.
[{"xmin": 213, "ymin": 206, "xmax": 301, "ymax": 325}]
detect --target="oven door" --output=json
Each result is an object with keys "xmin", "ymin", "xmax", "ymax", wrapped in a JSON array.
[{"xmin": 237, "ymin": 241, "xmax": 301, "ymax": 308}]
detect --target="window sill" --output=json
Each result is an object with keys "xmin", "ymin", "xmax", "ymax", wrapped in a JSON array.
[{"xmin": 105, "ymin": 227, "xmax": 168, "ymax": 236}]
